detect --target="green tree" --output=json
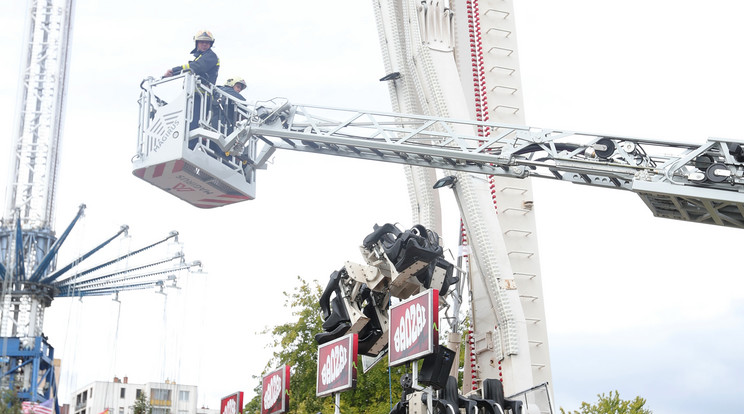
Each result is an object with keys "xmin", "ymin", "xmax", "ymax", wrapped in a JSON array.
[
  {"xmin": 132, "ymin": 391, "xmax": 152, "ymax": 414},
  {"xmin": 245, "ymin": 277, "xmax": 408, "ymax": 414},
  {"xmin": 560, "ymin": 390, "xmax": 651, "ymax": 414},
  {"xmin": 0, "ymin": 386, "xmax": 22, "ymax": 414}
]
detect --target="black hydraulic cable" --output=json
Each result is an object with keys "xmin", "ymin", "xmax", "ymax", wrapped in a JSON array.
[
  {"xmin": 512, "ymin": 142, "xmax": 581, "ymax": 156},
  {"xmin": 41, "ymin": 225, "xmax": 128, "ymax": 284},
  {"xmin": 29, "ymin": 205, "xmax": 86, "ymax": 282},
  {"xmin": 52, "ymin": 232, "xmax": 178, "ymax": 286}
]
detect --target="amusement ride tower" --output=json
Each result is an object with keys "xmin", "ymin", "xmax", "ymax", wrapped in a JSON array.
[
  {"xmin": 0, "ymin": 0, "xmax": 75, "ymax": 404},
  {"xmin": 0, "ymin": 0, "xmax": 201, "ymax": 408}
]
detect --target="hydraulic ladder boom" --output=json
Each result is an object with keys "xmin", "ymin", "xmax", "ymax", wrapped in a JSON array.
[{"xmin": 134, "ymin": 74, "xmax": 744, "ymax": 228}]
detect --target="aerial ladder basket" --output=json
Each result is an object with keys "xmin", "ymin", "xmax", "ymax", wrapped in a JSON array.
[{"xmin": 133, "ymin": 73, "xmax": 256, "ymax": 208}]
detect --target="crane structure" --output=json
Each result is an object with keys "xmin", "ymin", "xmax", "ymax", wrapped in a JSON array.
[
  {"xmin": 1, "ymin": 0, "xmax": 202, "ymax": 408},
  {"xmin": 132, "ymin": 1, "xmax": 744, "ymax": 413}
]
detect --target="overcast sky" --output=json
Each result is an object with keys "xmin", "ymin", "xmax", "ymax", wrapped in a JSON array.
[{"xmin": 1, "ymin": 1, "xmax": 743, "ymax": 413}]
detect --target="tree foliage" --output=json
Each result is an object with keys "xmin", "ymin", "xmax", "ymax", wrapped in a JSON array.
[
  {"xmin": 132, "ymin": 391, "xmax": 152, "ymax": 414},
  {"xmin": 244, "ymin": 277, "xmax": 409, "ymax": 414},
  {"xmin": 0, "ymin": 386, "xmax": 22, "ymax": 414},
  {"xmin": 560, "ymin": 390, "xmax": 651, "ymax": 414}
]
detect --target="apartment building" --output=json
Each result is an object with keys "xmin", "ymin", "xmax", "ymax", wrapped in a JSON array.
[{"xmin": 71, "ymin": 377, "xmax": 197, "ymax": 414}]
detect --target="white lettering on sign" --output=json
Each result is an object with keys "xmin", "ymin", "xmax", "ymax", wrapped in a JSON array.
[
  {"xmin": 393, "ymin": 303, "xmax": 427, "ymax": 353},
  {"xmin": 222, "ymin": 398, "xmax": 236, "ymax": 414},
  {"xmin": 263, "ymin": 374, "xmax": 282, "ymax": 410},
  {"xmin": 321, "ymin": 344, "xmax": 348, "ymax": 386}
]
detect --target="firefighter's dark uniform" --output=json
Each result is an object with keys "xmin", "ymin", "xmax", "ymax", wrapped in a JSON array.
[
  {"xmin": 212, "ymin": 85, "xmax": 246, "ymax": 135},
  {"xmin": 172, "ymin": 47, "xmax": 220, "ymax": 129},
  {"xmin": 171, "ymin": 47, "xmax": 220, "ymax": 85}
]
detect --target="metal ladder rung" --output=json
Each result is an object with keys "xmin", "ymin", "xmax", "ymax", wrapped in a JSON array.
[
  {"xmin": 513, "ymin": 272, "xmax": 536, "ymax": 279},
  {"xmin": 525, "ymin": 317, "xmax": 542, "ymax": 324},
  {"xmin": 520, "ymin": 295, "xmax": 539, "ymax": 302},
  {"xmin": 486, "ymin": 27, "xmax": 512, "ymax": 38},
  {"xmin": 488, "ymin": 46, "xmax": 514, "ymax": 56},
  {"xmin": 501, "ymin": 207, "xmax": 529, "ymax": 215},
  {"xmin": 489, "ymin": 66, "xmax": 516, "ymax": 76},
  {"xmin": 493, "ymin": 105, "xmax": 520, "ymax": 114},
  {"xmin": 508, "ymin": 250, "xmax": 534, "ymax": 258},
  {"xmin": 484, "ymin": 9, "xmax": 510, "ymax": 19},
  {"xmin": 500, "ymin": 186, "xmax": 528, "ymax": 194},
  {"xmin": 528, "ymin": 340, "xmax": 544, "ymax": 346},
  {"xmin": 491, "ymin": 85, "xmax": 518, "ymax": 94},
  {"xmin": 504, "ymin": 229, "xmax": 532, "ymax": 236}
]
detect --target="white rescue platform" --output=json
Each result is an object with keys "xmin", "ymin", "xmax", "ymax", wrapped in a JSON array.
[{"xmin": 133, "ymin": 74, "xmax": 256, "ymax": 208}]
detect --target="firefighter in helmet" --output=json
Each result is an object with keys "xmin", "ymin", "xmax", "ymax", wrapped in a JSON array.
[
  {"xmin": 164, "ymin": 30, "xmax": 220, "ymax": 85},
  {"xmin": 212, "ymin": 76, "xmax": 248, "ymax": 134},
  {"xmin": 218, "ymin": 77, "xmax": 247, "ymax": 101}
]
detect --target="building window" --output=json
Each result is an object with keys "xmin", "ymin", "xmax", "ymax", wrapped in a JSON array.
[
  {"xmin": 178, "ymin": 391, "xmax": 189, "ymax": 402},
  {"xmin": 151, "ymin": 389, "xmax": 172, "ymax": 405},
  {"xmin": 152, "ymin": 408, "xmax": 168, "ymax": 414},
  {"xmin": 89, "ymin": 389, "xmax": 93, "ymax": 398},
  {"xmin": 120, "ymin": 388, "xmax": 126, "ymax": 398},
  {"xmin": 136, "ymin": 389, "xmax": 142, "ymax": 399},
  {"xmin": 77, "ymin": 390, "xmax": 88, "ymax": 409},
  {"xmin": 152, "ymin": 389, "xmax": 171, "ymax": 400},
  {"xmin": 119, "ymin": 408, "xmax": 124, "ymax": 414}
]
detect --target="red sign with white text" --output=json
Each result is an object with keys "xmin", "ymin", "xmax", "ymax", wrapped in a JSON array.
[
  {"xmin": 261, "ymin": 365, "xmax": 290, "ymax": 414},
  {"xmin": 388, "ymin": 289, "xmax": 439, "ymax": 366},
  {"xmin": 316, "ymin": 333, "xmax": 358, "ymax": 397},
  {"xmin": 220, "ymin": 392, "xmax": 243, "ymax": 414}
]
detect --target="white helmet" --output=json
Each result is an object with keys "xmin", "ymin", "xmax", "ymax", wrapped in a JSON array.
[
  {"xmin": 193, "ymin": 29, "xmax": 215, "ymax": 45},
  {"xmin": 226, "ymin": 77, "xmax": 247, "ymax": 90}
]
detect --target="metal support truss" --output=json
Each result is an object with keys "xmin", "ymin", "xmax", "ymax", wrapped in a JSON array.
[
  {"xmin": 0, "ymin": 336, "xmax": 58, "ymax": 406},
  {"xmin": 5, "ymin": 0, "xmax": 74, "ymax": 231},
  {"xmin": 240, "ymin": 100, "xmax": 744, "ymax": 228}
]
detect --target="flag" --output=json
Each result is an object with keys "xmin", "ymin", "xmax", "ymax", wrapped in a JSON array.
[
  {"xmin": 21, "ymin": 398, "xmax": 54, "ymax": 414},
  {"xmin": 98, "ymin": 409, "xmax": 109, "ymax": 414}
]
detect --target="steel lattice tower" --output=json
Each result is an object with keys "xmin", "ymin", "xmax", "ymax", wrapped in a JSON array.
[
  {"xmin": 0, "ymin": 0, "xmax": 74, "ymax": 406},
  {"xmin": 0, "ymin": 0, "xmax": 201, "ymax": 407},
  {"xmin": 4, "ymin": 0, "xmax": 73, "ymax": 232}
]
